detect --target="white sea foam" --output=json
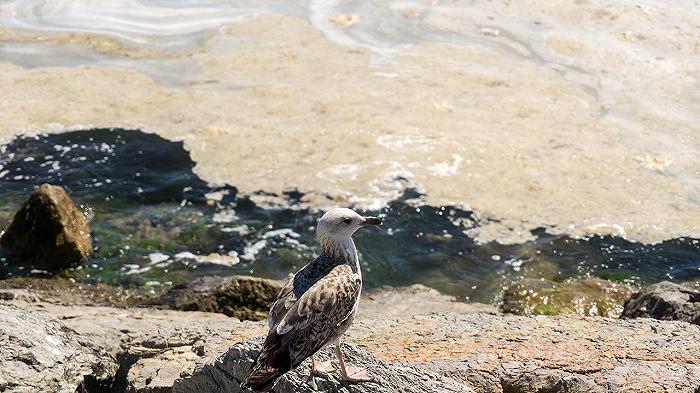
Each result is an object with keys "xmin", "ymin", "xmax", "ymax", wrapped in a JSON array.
[
  {"xmin": 147, "ymin": 252, "xmax": 170, "ymax": 265},
  {"xmin": 428, "ymin": 154, "xmax": 463, "ymax": 177}
]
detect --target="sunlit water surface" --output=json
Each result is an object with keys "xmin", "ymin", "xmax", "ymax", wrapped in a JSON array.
[{"xmin": 0, "ymin": 129, "xmax": 698, "ymax": 303}]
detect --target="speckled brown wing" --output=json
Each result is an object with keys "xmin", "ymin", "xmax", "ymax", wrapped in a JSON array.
[
  {"xmin": 247, "ymin": 264, "xmax": 361, "ymax": 389},
  {"xmin": 266, "ymin": 254, "xmax": 338, "ymax": 332},
  {"xmin": 266, "ymin": 274, "xmax": 297, "ymax": 332},
  {"xmin": 276, "ymin": 265, "xmax": 361, "ymax": 365}
]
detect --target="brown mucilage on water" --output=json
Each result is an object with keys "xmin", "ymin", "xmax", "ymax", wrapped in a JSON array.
[{"xmin": 242, "ymin": 208, "xmax": 382, "ymax": 392}]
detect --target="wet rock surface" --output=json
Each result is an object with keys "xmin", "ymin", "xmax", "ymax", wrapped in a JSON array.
[
  {"xmin": 2, "ymin": 289, "xmax": 700, "ymax": 393},
  {"xmin": 500, "ymin": 278, "xmax": 637, "ymax": 317},
  {"xmin": 160, "ymin": 275, "xmax": 284, "ymax": 321},
  {"xmin": 0, "ymin": 184, "xmax": 92, "ymax": 269},
  {"xmin": 621, "ymin": 281, "xmax": 700, "ymax": 325},
  {"xmin": 0, "ymin": 277, "xmax": 162, "ymax": 307}
]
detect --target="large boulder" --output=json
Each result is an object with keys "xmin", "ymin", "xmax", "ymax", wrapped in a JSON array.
[
  {"xmin": 160, "ymin": 275, "xmax": 283, "ymax": 321},
  {"xmin": 0, "ymin": 184, "xmax": 92, "ymax": 269},
  {"xmin": 621, "ymin": 281, "xmax": 700, "ymax": 324}
]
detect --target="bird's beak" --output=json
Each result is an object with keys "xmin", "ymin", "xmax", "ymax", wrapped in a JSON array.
[{"xmin": 362, "ymin": 216, "xmax": 382, "ymax": 226}]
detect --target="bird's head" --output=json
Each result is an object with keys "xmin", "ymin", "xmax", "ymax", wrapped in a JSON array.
[{"xmin": 316, "ymin": 207, "xmax": 382, "ymax": 242}]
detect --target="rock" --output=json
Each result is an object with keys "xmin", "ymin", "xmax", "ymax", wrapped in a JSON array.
[
  {"xmin": 167, "ymin": 340, "xmax": 470, "ymax": 393},
  {"xmin": 0, "ymin": 184, "xmax": 92, "ymax": 269},
  {"xmin": 0, "ymin": 277, "xmax": 163, "ymax": 307},
  {"xmin": 160, "ymin": 275, "xmax": 283, "ymax": 321},
  {"xmin": 0, "ymin": 288, "xmax": 41, "ymax": 302},
  {"xmin": 121, "ymin": 322, "xmax": 471, "ymax": 393},
  {"xmin": 501, "ymin": 278, "xmax": 637, "ymax": 317},
  {"xmin": 621, "ymin": 281, "xmax": 700, "ymax": 324},
  {"xmin": 359, "ymin": 284, "xmax": 495, "ymax": 318},
  {"xmin": 3, "ymin": 289, "xmax": 700, "ymax": 392},
  {"xmin": 349, "ymin": 313, "xmax": 700, "ymax": 393},
  {"xmin": 161, "ymin": 279, "xmax": 494, "ymax": 322},
  {"xmin": 161, "ymin": 276, "xmax": 283, "ymax": 320},
  {"xmin": 0, "ymin": 303, "xmax": 117, "ymax": 393}
]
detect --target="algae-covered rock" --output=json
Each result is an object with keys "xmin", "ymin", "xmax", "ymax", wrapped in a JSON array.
[
  {"xmin": 500, "ymin": 277, "xmax": 637, "ymax": 317},
  {"xmin": 160, "ymin": 275, "xmax": 283, "ymax": 320},
  {"xmin": 0, "ymin": 184, "xmax": 92, "ymax": 269},
  {"xmin": 621, "ymin": 281, "xmax": 700, "ymax": 325}
]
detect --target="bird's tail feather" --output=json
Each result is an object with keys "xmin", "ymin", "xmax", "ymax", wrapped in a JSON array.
[
  {"xmin": 241, "ymin": 365, "xmax": 287, "ymax": 392},
  {"xmin": 241, "ymin": 332, "xmax": 291, "ymax": 392}
]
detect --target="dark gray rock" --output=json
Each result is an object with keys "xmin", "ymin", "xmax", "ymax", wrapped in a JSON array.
[
  {"xmin": 160, "ymin": 275, "xmax": 283, "ymax": 321},
  {"xmin": 0, "ymin": 184, "xmax": 92, "ymax": 269},
  {"xmin": 621, "ymin": 281, "xmax": 700, "ymax": 324}
]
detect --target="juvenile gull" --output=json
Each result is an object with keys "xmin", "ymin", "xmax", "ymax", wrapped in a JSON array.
[{"xmin": 242, "ymin": 208, "xmax": 382, "ymax": 391}]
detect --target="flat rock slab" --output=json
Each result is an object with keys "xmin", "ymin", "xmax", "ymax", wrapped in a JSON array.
[
  {"xmin": 0, "ymin": 304, "xmax": 116, "ymax": 393},
  {"xmin": 3, "ymin": 296, "xmax": 700, "ymax": 392},
  {"xmin": 358, "ymin": 284, "xmax": 494, "ymax": 318},
  {"xmin": 349, "ymin": 314, "xmax": 700, "ymax": 393}
]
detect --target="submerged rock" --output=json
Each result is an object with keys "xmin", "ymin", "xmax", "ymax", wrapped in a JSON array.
[
  {"xmin": 0, "ymin": 184, "xmax": 92, "ymax": 269},
  {"xmin": 160, "ymin": 275, "xmax": 283, "ymax": 320},
  {"xmin": 500, "ymin": 278, "xmax": 636, "ymax": 317},
  {"xmin": 621, "ymin": 281, "xmax": 700, "ymax": 325}
]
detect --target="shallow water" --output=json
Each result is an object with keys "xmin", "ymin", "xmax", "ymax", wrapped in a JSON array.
[
  {"xmin": 1, "ymin": 129, "xmax": 698, "ymax": 303},
  {"xmin": 1, "ymin": 1, "xmax": 700, "ymax": 307},
  {"xmin": 1, "ymin": 1, "xmax": 700, "ymax": 246}
]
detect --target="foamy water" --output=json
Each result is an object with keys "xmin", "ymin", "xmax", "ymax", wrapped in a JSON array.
[{"xmin": 0, "ymin": 0, "xmax": 698, "ymax": 244}]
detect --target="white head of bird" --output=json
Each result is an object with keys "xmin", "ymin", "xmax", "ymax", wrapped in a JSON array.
[
  {"xmin": 316, "ymin": 208, "xmax": 382, "ymax": 261},
  {"xmin": 317, "ymin": 208, "xmax": 382, "ymax": 241}
]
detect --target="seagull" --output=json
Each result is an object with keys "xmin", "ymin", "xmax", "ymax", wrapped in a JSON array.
[{"xmin": 241, "ymin": 207, "xmax": 382, "ymax": 392}]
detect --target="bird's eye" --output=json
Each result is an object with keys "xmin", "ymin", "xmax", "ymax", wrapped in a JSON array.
[{"xmin": 343, "ymin": 218, "xmax": 352, "ymax": 224}]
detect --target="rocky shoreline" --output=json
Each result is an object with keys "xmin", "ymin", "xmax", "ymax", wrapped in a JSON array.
[
  {"xmin": 2, "ymin": 282, "xmax": 700, "ymax": 392},
  {"xmin": 1, "ymin": 186, "xmax": 700, "ymax": 392}
]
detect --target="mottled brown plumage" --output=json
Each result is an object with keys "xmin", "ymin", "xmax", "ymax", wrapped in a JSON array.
[{"xmin": 242, "ymin": 208, "xmax": 381, "ymax": 392}]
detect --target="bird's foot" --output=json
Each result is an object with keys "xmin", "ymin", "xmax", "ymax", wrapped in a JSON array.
[
  {"xmin": 311, "ymin": 360, "xmax": 335, "ymax": 375},
  {"xmin": 341, "ymin": 366, "xmax": 373, "ymax": 383}
]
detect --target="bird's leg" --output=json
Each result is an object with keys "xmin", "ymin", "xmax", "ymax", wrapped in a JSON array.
[
  {"xmin": 310, "ymin": 355, "xmax": 335, "ymax": 375},
  {"xmin": 334, "ymin": 342, "xmax": 373, "ymax": 383}
]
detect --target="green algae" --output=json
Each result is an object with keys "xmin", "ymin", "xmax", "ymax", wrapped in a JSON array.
[{"xmin": 500, "ymin": 277, "xmax": 638, "ymax": 318}]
